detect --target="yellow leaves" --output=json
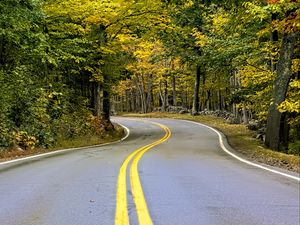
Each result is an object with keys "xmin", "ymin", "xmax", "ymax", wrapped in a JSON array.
[
  {"xmin": 290, "ymin": 79, "xmax": 300, "ymax": 89},
  {"xmin": 84, "ymin": 66, "xmax": 96, "ymax": 73},
  {"xmin": 182, "ymin": 0, "xmax": 194, "ymax": 8},
  {"xmin": 62, "ymin": 23, "xmax": 88, "ymax": 36},
  {"xmin": 44, "ymin": 0, "xmax": 124, "ymax": 27},
  {"xmin": 118, "ymin": 35, "xmax": 137, "ymax": 51},
  {"xmin": 272, "ymin": 16, "xmax": 300, "ymax": 33},
  {"xmin": 257, "ymin": 27, "xmax": 270, "ymax": 39},
  {"xmin": 45, "ymin": 0, "xmax": 167, "ymax": 43},
  {"xmin": 212, "ymin": 12, "xmax": 229, "ymax": 29},
  {"xmin": 98, "ymin": 46, "xmax": 116, "ymax": 55},
  {"xmin": 292, "ymin": 59, "xmax": 300, "ymax": 73},
  {"xmin": 244, "ymin": 1, "xmax": 300, "ymax": 33},
  {"xmin": 115, "ymin": 79, "xmax": 134, "ymax": 95},
  {"xmin": 130, "ymin": 40, "xmax": 164, "ymax": 62},
  {"xmin": 279, "ymin": 79, "xmax": 300, "ymax": 113},
  {"xmin": 118, "ymin": 34, "xmax": 134, "ymax": 43},
  {"xmin": 239, "ymin": 64, "xmax": 274, "ymax": 87},
  {"xmin": 44, "ymin": 0, "xmax": 88, "ymax": 20},
  {"xmin": 84, "ymin": 16, "xmax": 102, "ymax": 25},
  {"xmin": 243, "ymin": 2, "xmax": 270, "ymax": 21},
  {"xmin": 12, "ymin": 131, "xmax": 38, "ymax": 150},
  {"xmin": 238, "ymin": 65, "xmax": 274, "ymax": 120},
  {"xmin": 192, "ymin": 28, "xmax": 208, "ymax": 47},
  {"xmin": 83, "ymin": 66, "xmax": 103, "ymax": 83},
  {"xmin": 279, "ymin": 101, "xmax": 300, "ymax": 113}
]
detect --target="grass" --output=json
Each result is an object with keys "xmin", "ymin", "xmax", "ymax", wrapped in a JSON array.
[
  {"xmin": 52, "ymin": 124, "xmax": 124, "ymax": 149},
  {"xmin": 0, "ymin": 124, "xmax": 125, "ymax": 162},
  {"xmin": 122, "ymin": 112, "xmax": 300, "ymax": 173}
]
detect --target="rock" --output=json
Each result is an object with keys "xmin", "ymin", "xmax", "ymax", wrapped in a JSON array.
[
  {"xmin": 16, "ymin": 146, "xmax": 24, "ymax": 152},
  {"xmin": 191, "ymin": 111, "xmax": 200, "ymax": 116},
  {"xmin": 159, "ymin": 106, "xmax": 190, "ymax": 114},
  {"xmin": 247, "ymin": 120, "xmax": 260, "ymax": 131},
  {"xmin": 226, "ymin": 116, "xmax": 240, "ymax": 124},
  {"xmin": 256, "ymin": 127, "xmax": 266, "ymax": 141},
  {"xmin": 179, "ymin": 109, "xmax": 188, "ymax": 114}
]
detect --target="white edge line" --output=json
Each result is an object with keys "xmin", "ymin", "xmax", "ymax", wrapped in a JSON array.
[
  {"xmin": 185, "ymin": 120, "xmax": 300, "ymax": 182},
  {"xmin": 0, "ymin": 123, "xmax": 130, "ymax": 166}
]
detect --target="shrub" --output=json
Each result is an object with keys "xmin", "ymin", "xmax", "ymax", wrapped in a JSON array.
[{"xmin": 12, "ymin": 131, "xmax": 38, "ymax": 150}]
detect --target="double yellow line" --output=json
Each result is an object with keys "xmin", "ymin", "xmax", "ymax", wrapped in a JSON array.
[{"xmin": 115, "ymin": 122, "xmax": 171, "ymax": 225}]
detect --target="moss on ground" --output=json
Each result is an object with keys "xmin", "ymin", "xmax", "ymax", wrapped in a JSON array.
[{"xmin": 123, "ymin": 112, "xmax": 300, "ymax": 173}]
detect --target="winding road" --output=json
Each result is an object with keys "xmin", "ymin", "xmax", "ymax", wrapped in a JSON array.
[{"xmin": 0, "ymin": 117, "xmax": 299, "ymax": 225}]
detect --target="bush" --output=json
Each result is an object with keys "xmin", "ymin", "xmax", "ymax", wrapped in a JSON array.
[
  {"xmin": 288, "ymin": 141, "xmax": 300, "ymax": 155},
  {"xmin": 0, "ymin": 120, "xmax": 12, "ymax": 147},
  {"xmin": 12, "ymin": 131, "xmax": 38, "ymax": 150}
]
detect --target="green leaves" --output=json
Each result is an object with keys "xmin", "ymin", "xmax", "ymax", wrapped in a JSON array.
[{"xmin": 1, "ymin": 0, "xmax": 299, "ymax": 150}]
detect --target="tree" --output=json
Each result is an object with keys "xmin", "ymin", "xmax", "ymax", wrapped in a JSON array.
[
  {"xmin": 0, "ymin": 0, "xmax": 51, "ymax": 146},
  {"xmin": 265, "ymin": 2, "xmax": 299, "ymax": 150},
  {"xmin": 44, "ymin": 0, "xmax": 167, "ymax": 126}
]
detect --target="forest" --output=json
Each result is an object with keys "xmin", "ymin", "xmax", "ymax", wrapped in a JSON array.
[{"xmin": 0, "ymin": 0, "xmax": 299, "ymax": 154}]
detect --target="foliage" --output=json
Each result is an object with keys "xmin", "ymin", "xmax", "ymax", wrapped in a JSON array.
[
  {"xmin": 1, "ymin": 0, "xmax": 299, "ymax": 154},
  {"xmin": 0, "ymin": 0, "xmax": 115, "ymax": 150},
  {"xmin": 12, "ymin": 131, "xmax": 38, "ymax": 150}
]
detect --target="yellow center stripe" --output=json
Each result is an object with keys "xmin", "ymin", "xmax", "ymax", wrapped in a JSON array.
[{"xmin": 115, "ymin": 122, "xmax": 171, "ymax": 225}]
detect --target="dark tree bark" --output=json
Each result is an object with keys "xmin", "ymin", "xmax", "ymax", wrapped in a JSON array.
[
  {"xmin": 217, "ymin": 89, "xmax": 222, "ymax": 111},
  {"xmin": 192, "ymin": 65, "xmax": 201, "ymax": 115},
  {"xmin": 102, "ymin": 86, "xmax": 113, "ymax": 130},
  {"xmin": 102, "ymin": 88, "xmax": 110, "ymax": 121},
  {"xmin": 159, "ymin": 79, "xmax": 168, "ymax": 112},
  {"xmin": 101, "ymin": 73, "xmax": 113, "ymax": 130},
  {"xmin": 204, "ymin": 90, "xmax": 210, "ymax": 111},
  {"xmin": 93, "ymin": 82, "xmax": 101, "ymax": 117},
  {"xmin": 164, "ymin": 79, "xmax": 168, "ymax": 109},
  {"xmin": 270, "ymin": 13, "xmax": 279, "ymax": 73},
  {"xmin": 200, "ymin": 71, "xmax": 206, "ymax": 110},
  {"xmin": 280, "ymin": 113, "xmax": 289, "ymax": 151},
  {"xmin": 172, "ymin": 74, "xmax": 176, "ymax": 106},
  {"xmin": 146, "ymin": 74, "xmax": 153, "ymax": 112},
  {"xmin": 265, "ymin": 32, "xmax": 296, "ymax": 151}
]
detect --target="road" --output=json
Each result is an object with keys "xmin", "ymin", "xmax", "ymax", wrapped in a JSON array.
[{"xmin": 0, "ymin": 117, "xmax": 299, "ymax": 225}]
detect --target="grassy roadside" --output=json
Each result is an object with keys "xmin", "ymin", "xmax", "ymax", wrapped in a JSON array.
[
  {"xmin": 0, "ymin": 124, "xmax": 125, "ymax": 162},
  {"xmin": 122, "ymin": 112, "xmax": 300, "ymax": 173}
]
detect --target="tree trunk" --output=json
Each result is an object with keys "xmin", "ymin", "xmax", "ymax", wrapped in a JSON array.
[
  {"xmin": 205, "ymin": 90, "xmax": 211, "ymax": 111},
  {"xmin": 200, "ymin": 71, "xmax": 206, "ymax": 110},
  {"xmin": 164, "ymin": 79, "xmax": 168, "ymax": 109},
  {"xmin": 217, "ymin": 89, "xmax": 221, "ymax": 111},
  {"xmin": 134, "ymin": 75, "xmax": 145, "ymax": 113},
  {"xmin": 265, "ymin": 32, "xmax": 296, "ymax": 150},
  {"xmin": 270, "ymin": 13, "xmax": 279, "ymax": 72},
  {"xmin": 172, "ymin": 74, "xmax": 176, "ymax": 106},
  {"xmin": 102, "ymin": 74, "xmax": 113, "ymax": 130},
  {"xmin": 280, "ymin": 113, "xmax": 289, "ymax": 152},
  {"xmin": 93, "ymin": 82, "xmax": 101, "ymax": 117},
  {"xmin": 146, "ymin": 74, "xmax": 153, "ymax": 112},
  {"xmin": 181, "ymin": 84, "xmax": 187, "ymax": 108},
  {"xmin": 192, "ymin": 65, "xmax": 201, "ymax": 115},
  {"xmin": 159, "ymin": 79, "xmax": 167, "ymax": 112},
  {"xmin": 102, "ymin": 88, "xmax": 110, "ymax": 119},
  {"xmin": 242, "ymin": 101, "xmax": 248, "ymax": 124}
]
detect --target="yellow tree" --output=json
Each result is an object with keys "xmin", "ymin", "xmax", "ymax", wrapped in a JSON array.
[
  {"xmin": 44, "ymin": 0, "xmax": 167, "ymax": 125},
  {"xmin": 125, "ymin": 39, "xmax": 165, "ymax": 113}
]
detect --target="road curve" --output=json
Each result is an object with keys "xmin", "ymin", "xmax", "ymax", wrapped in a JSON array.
[{"xmin": 0, "ymin": 117, "xmax": 299, "ymax": 225}]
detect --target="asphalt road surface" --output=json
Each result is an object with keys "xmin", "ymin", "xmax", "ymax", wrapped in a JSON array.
[{"xmin": 0, "ymin": 117, "xmax": 299, "ymax": 225}]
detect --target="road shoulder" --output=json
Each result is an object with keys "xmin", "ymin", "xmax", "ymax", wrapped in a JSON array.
[
  {"xmin": 122, "ymin": 113, "xmax": 300, "ymax": 175},
  {"xmin": 0, "ymin": 123, "xmax": 130, "ymax": 171}
]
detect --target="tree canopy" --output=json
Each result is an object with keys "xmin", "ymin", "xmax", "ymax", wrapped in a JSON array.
[{"xmin": 0, "ymin": 0, "xmax": 299, "ymax": 153}]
